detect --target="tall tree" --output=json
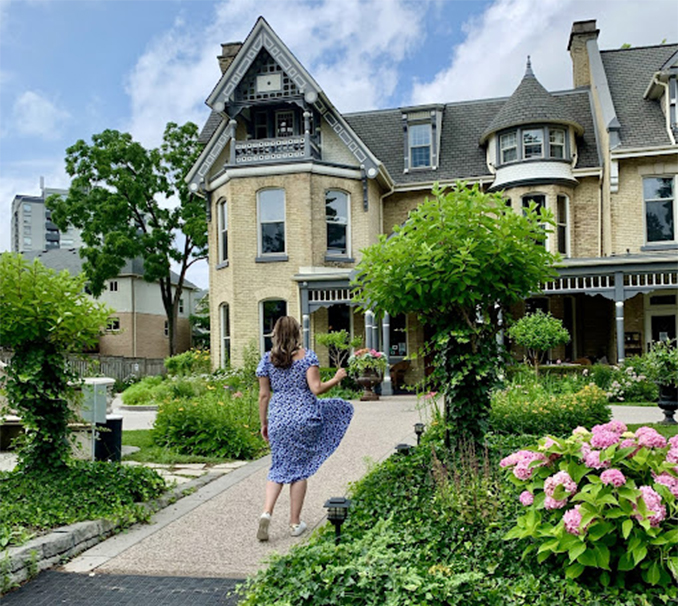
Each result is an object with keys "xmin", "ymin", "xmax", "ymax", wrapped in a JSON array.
[
  {"xmin": 353, "ymin": 183, "xmax": 558, "ymax": 442},
  {"xmin": 49, "ymin": 122, "xmax": 206, "ymax": 355}
]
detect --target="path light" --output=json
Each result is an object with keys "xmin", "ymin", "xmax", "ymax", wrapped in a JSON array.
[
  {"xmin": 395, "ymin": 443, "xmax": 412, "ymax": 456},
  {"xmin": 324, "ymin": 497, "xmax": 351, "ymax": 545},
  {"xmin": 414, "ymin": 423, "xmax": 425, "ymax": 445}
]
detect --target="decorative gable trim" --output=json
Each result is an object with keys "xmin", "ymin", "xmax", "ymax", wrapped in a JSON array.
[{"xmin": 186, "ymin": 120, "xmax": 232, "ymax": 191}]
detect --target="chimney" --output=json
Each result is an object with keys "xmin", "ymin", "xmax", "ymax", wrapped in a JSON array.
[
  {"xmin": 568, "ymin": 20, "xmax": 599, "ymax": 88},
  {"xmin": 218, "ymin": 42, "xmax": 242, "ymax": 74}
]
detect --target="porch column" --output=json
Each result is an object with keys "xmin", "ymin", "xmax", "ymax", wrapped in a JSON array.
[
  {"xmin": 300, "ymin": 284, "xmax": 311, "ymax": 350},
  {"xmin": 615, "ymin": 271, "xmax": 625, "ymax": 363},
  {"xmin": 228, "ymin": 120, "xmax": 237, "ymax": 165},
  {"xmin": 372, "ymin": 315, "xmax": 379, "ymax": 353},
  {"xmin": 303, "ymin": 111, "xmax": 311, "ymax": 158},
  {"xmin": 365, "ymin": 310, "xmax": 374, "ymax": 349},
  {"xmin": 381, "ymin": 313, "xmax": 392, "ymax": 396}
]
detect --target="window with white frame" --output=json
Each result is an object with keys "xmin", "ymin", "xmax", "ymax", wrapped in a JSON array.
[
  {"xmin": 522, "ymin": 129, "xmax": 543, "ymax": 158},
  {"xmin": 549, "ymin": 129, "xmax": 566, "ymax": 159},
  {"xmin": 500, "ymin": 131, "xmax": 518, "ymax": 163},
  {"xmin": 275, "ymin": 110, "xmax": 294, "ymax": 137},
  {"xmin": 258, "ymin": 189, "xmax": 285, "ymax": 255},
  {"xmin": 106, "ymin": 317, "xmax": 120, "ymax": 332},
  {"xmin": 218, "ymin": 198, "xmax": 228, "ymax": 263},
  {"xmin": 164, "ymin": 321, "xmax": 169, "ymax": 337},
  {"xmin": 326, "ymin": 190, "xmax": 349, "ymax": 256},
  {"xmin": 109, "ymin": 280, "xmax": 118, "ymax": 292},
  {"xmin": 408, "ymin": 123, "xmax": 431, "ymax": 168},
  {"xmin": 644, "ymin": 176, "xmax": 675, "ymax": 243},
  {"xmin": 179, "ymin": 298, "xmax": 184, "ymax": 314},
  {"xmin": 261, "ymin": 299, "xmax": 287, "ymax": 352},
  {"xmin": 556, "ymin": 195, "xmax": 569, "ymax": 256},
  {"xmin": 669, "ymin": 77, "xmax": 677, "ymax": 129},
  {"xmin": 221, "ymin": 303, "xmax": 230, "ymax": 366},
  {"xmin": 522, "ymin": 194, "xmax": 547, "ymax": 247}
]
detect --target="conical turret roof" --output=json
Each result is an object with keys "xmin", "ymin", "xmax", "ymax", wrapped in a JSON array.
[{"xmin": 480, "ymin": 58, "xmax": 583, "ymax": 143}]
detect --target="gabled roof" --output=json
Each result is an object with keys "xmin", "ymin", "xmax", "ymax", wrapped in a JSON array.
[
  {"xmin": 480, "ymin": 59, "xmax": 583, "ymax": 143},
  {"xmin": 22, "ymin": 249, "xmax": 198, "ymax": 290},
  {"xmin": 601, "ymin": 44, "xmax": 678, "ymax": 149}
]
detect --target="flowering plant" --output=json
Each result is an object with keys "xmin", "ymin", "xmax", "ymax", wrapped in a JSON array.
[
  {"xmin": 348, "ymin": 348, "xmax": 387, "ymax": 377},
  {"xmin": 644, "ymin": 339, "xmax": 678, "ymax": 388},
  {"xmin": 502, "ymin": 422, "xmax": 678, "ymax": 588}
]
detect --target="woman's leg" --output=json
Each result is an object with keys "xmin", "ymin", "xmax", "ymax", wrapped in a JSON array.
[
  {"xmin": 289, "ymin": 479, "xmax": 308, "ymax": 525},
  {"xmin": 263, "ymin": 480, "xmax": 283, "ymax": 514}
]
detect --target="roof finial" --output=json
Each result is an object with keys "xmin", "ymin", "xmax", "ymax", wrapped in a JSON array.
[{"xmin": 525, "ymin": 55, "xmax": 534, "ymax": 77}]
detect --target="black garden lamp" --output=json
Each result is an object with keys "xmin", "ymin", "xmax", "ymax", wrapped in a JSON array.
[
  {"xmin": 414, "ymin": 422, "xmax": 425, "ymax": 445},
  {"xmin": 324, "ymin": 497, "xmax": 351, "ymax": 545},
  {"xmin": 395, "ymin": 443, "xmax": 412, "ymax": 456}
]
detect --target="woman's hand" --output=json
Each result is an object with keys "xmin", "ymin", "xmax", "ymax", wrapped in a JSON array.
[
  {"xmin": 333, "ymin": 368, "xmax": 347, "ymax": 382},
  {"xmin": 260, "ymin": 424, "xmax": 269, "ymax": 442}
]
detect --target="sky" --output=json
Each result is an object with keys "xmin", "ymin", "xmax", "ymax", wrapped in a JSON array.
[{"xmin": 1, "ymin": 0, "xmax": 677, "ymax": 289}]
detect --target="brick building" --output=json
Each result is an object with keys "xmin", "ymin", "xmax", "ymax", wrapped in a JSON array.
[{"xmin": 189, "ymin": 18, "xmax": 677, "ymax": 390}]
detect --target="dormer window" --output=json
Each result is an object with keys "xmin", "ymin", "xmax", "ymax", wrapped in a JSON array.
[
  {"xmin": 497, "ymin": 126, "xmax": 569, "ymax": 166},
  {"xmin": 670, "ymin": 77, "xmax": 677, "ymax": 130},
  {"xmin": 409, "ymin": 123, "xmax": 431, "ymax": 168},
  {"xmin": 401, "ymin": 107, "xmax": 443, "ymax": 172}
]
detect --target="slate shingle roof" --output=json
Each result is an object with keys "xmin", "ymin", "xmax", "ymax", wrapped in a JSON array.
[
  {"xmin": 601, "ymin": 44, "xmax": 678, "ymax": 149},
  {"xmin": 480, "ymin": 66, "xmax": 583, "ymax": 142}
]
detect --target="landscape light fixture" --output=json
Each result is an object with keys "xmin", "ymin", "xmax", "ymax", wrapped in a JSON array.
[
  {"xmin": 414, "ymin": 423, "xmax": 425, "ymax": 445},
  {"xmin": 395, "ymin": 443, "xmax": 412, "ymax": 456},
  {"xmin": 324, "ymin": 496, "xmax": 351, "ymax": 545}
]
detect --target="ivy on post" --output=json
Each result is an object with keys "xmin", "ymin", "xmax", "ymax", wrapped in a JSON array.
[{"xmin": 352, "ymin": 182, "xmax": 558, "ymax": 444}]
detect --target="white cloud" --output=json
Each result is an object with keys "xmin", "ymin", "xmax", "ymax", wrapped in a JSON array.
[
  {"xmin": 123, "ymin": 0, "xmax": 430, "ymax": 147},
  {"xmin": 411, "ymin": 0, "xmax": 678, "ymax": 105},
  {"xmin": 12, "ymin": 90, "xmax": 71, "ymax": 139}
]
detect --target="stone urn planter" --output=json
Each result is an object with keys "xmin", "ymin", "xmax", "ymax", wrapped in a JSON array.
[
  {"xmin": 657, "ymin": 384, "xmax": 678, "ymax": 425},
  {"xmin": 356, "ymin": 370, "xmax": 382, "ymax": 401}
]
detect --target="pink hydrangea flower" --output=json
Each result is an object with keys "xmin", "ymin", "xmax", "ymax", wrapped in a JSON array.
[
  {"xmin": 544, "ymin": 471, "xmax": 577, "ymax": 499},
  {"xmin": 635, "ymin": 485, "xmax": 666, "ymax": 527},
  {"xmin": 545, "ymin": 496, "xmax": 568, "ymax": 510},
  {"xmin": 572, "ymin": 426, "xmax": 589, "ymax": 437},
  {"xmin": 500, "ymin": 450, "xmax": 548, "ymax": 480},
  {"xmin": 653, "ymin": 472, "xmax": 678, "ymax": 498},
  {"xmin": 500, "ymin": 450, "xmax": 533, "ymax": 468},
  {"xmin": 519, "ymin": 491, "xmax": 534, "ymax": 506},
  {"xmin": 563, "ymin": 505, "xmax": 584, "ymax": 535},
  {"xmin": 667, "ymin": 448, "xmax": 678, "ymax": 464},
  {"xmin": 584, "ymin": 450, "xmax": 610, "ymax": 470},
  {"xmin": 669, "ymin": 435, "xmax": 678, "ymax": 449},
  {"xmin": 592, "ymin": 420, "xmax": 627, "ymax": 435},
  {"xmin": 590, "ymin": 429, "xmax": 621, "ymax": 449},
  {"xmin": 600, "ymin": 469, "xmax": 626, "ymax": 487},
  {"xmin": 635, "ymin": 427, "xmax": 668, "ymax": 449},
  {"xmin": 543, "ymin": 437, "xmax": 557, "ymax": 449},
  {"xmin": 580, "ymin": 442, "xmax": 592, "ymax": 458}
]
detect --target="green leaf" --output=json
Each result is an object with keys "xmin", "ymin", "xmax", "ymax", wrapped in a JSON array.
[
  {"xmin": 565, "ymin": 562, "xmax": 585, "ymax": 579},
  {"xmin": 622, "ymin": 519, "xmax": 633, "ymax": 540},
  {"xmin": 644, "ymin": 561, "xmax": 662, "ymax": 586},
  {"xmin": 568, "ymin": 541, "xmax": 587, "ymax": 563}
]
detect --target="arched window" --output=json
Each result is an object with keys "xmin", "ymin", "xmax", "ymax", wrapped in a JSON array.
[{"xmin": 260, "ymin": 299, "xmax": 287, "ymax": 352}]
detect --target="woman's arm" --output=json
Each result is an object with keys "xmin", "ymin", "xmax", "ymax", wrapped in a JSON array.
[
  {"xmin": 306, "ymin": 366, "xmax": 347, "ymax": 396},
  {"xmin": 258, "ymin": 376, "xmax": 272, "ymax": 442}
]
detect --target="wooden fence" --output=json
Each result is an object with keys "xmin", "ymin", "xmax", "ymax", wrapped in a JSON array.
[{"xmin": 0, "ymin": 352, "xmax": 166, "ymax": 381}]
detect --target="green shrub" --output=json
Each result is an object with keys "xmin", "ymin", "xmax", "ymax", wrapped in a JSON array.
[
  {"xmin": 588, "ymin": 360, "xmax": 658, "ymax": 403},
  {"xmin": 164, "ymin": 349, "xmax": 211, "ymax": 377},
  {"xmin": 120, "ymin": 375, "xmax": 165, "ymax": 405},
  {"xmin": 319, "ymin": 367, "xmax": 361, "ymax": 399},
  {"xmin": 121, "ymin": 375, "xmax": 208, "ymax": 406},
  {"xmin": 0, "ymin": 461, "xmax": 165, "ymax": 549},
  {"xmin": 152, "ymin": 388, "xmax": 266, "ymax": 460},
  {"xmin": 490, "ymin": 384, "xmax": 611, "ymax": 436},
  {"xmin": 508, "ymin": 310, "xmax": 570, "ymax": 375}
]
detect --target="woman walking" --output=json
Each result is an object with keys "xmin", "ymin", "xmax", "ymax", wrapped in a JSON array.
[{"xmin": 256, "ymin": 316, "xmax": 354, "ymax": 541}]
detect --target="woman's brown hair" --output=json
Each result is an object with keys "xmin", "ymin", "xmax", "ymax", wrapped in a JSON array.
[{"xmin": 270, "ymin": 316, "xmax": 302, "ymax": 369}]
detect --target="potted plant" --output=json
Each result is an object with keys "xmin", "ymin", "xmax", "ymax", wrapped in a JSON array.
[
  {"xmin": 644, "ymin": 339, "xmax": 678, "ymax": 424},
  {"xmin": 348, "ymin": 348, "xmax": 387, "ymax": 401}
]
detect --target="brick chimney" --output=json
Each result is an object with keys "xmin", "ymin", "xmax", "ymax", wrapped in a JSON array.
[
  {"xmin": 218, "ymin": 42, "xmax": 242, "ymax": 74},
  {"xmin": 568, "ymin": 20, "xmax": 600, "ymax": 88}
]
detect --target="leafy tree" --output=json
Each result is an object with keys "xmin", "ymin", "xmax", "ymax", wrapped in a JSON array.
[
  {"xmin": 315, "ymin": 330, "xmax": 362, "ymax": 368},
  {"xmin": 189, "ymin": 292, "xmax": 210, "ymax": 350},
  {"xmin": 353, "ymin": 183, "xmax": 558, "ymax": 442},
  {"xmin": 0, "ymin": 253, "xmax": 110, "ymax": 471},
  {"xmin": 507, "ymin": 309, "xmax": 570, "ymax": 376},
  {"xmin": 49, "ymin": 122, "xmax": 206, "ymax": 356}
]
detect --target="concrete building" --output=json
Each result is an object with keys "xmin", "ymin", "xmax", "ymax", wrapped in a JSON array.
[
  {"xmin": 11, "ymin": 179, "xmax": 83, "ymax": 253},
  {"xmin": 188, "ymin": 17, "xmax": 677, "ymax": 387},
  {"xmin": 23, "ymin": 249, "xmax": 199, "ymax": 359}
]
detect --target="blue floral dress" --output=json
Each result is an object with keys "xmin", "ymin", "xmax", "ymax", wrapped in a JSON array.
[{"xmin": 256, "ymin": 349, "xmax": 354, "ymax": 484}]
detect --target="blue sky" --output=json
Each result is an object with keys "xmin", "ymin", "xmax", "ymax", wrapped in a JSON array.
[{"xmin": 1, "ymin": 0, "xmax": 677, "ymax": 288}]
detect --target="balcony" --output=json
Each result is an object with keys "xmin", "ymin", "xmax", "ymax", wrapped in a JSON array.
[{"xmin": 232, "ymin": 135, "xmax": 320, "ymax": 166}]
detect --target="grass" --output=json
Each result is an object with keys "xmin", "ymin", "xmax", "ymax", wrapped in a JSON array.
[
  {"xmin": 122, "ymin": 429, "xmax": 246, "ymax": 465},
  {"xmin": 610, "ymin": 401, "xmax": 658, "ymax": 407},
  {"xmin": 626, "ymin": 423, "xmax": 678, "ymax": 438}
]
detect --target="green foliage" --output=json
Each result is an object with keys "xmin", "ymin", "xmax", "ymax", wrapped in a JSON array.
[
  {"xmin": 347, "ymin": 348, "xmax": 387, "ymax": 377},
  {"xmin": 121, "ymin": 429, "xmax": 236, "ymax": 465},
  {"xmin": 502, "ymin": 426, "xmax": 678, "ymax": 590},
  {"xmin": 121, "ymin": 375, "xmax": 170, "ymax": 406},
  {"xmin": 353, "ymin": 182, "xmax": 558, "ymax": 441},
  {"xmin": 0, "ymin": 254, "xmax": 110, "ymax": 471},
  {"xmin": 164, "ymin": 349, "xmax": 211, "ymax": 377},
  {"xmin": 152, "ymin": 387, "xmax": 266, "ymax": 460},
  {"xmin": 319, "ymin": 368, "xmax": 361, "ymax": 399},
  {"xmin": 508, "ymin": 310, "xmax": 570, "ymax": 374},
  {"xmin": 491, "ymin": 384, "xmax": 611, "ymax": 436},
  {"xmin": 314, "ymin": 330, "xmax": 362, "ymax": 368},
  {"xmin": 238, "ymin": 431, "xmax": 674, "ymax": 605},
  {"xmin": 189, "ymin": 294, "xmax": 210, "ymax": 350},
  {"xmin": 0, "ymin": 461, "xmax": 165, "ymax": 549},
  {"xmin": 643, "ymin": 339, "xmax": 678, "ymax": 388},
  {"xmin": 48, "ymin": 122, "xmax": 206, "ymax": 355}
]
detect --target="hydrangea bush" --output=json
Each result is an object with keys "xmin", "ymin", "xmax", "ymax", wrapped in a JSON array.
[{"xmin": 502, "ymin": 422, "xmax": 678, "ymax": 589}]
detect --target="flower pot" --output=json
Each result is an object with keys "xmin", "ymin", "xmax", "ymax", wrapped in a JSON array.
[
  {"xmin": 657, "ymin": 384, "xmax": 678, "ymax": 425},
  {"xmin": 356, "ymin": 370, "xmax": 382, "ymax": 401}
]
